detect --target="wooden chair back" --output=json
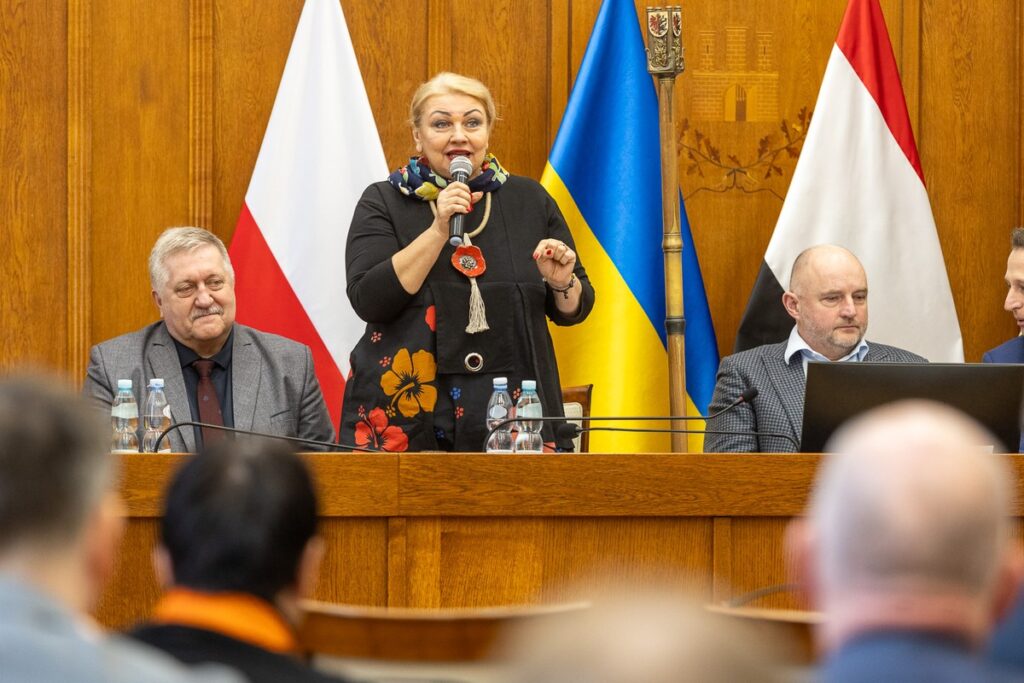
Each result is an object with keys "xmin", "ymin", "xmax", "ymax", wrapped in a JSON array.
[
  {"xmin": 298, "ymin": 600, "xmax": 589, "ymax": 663},
  {"xmin": 560, "ymin": 384, "xmax": 593, "ymax": 452}
]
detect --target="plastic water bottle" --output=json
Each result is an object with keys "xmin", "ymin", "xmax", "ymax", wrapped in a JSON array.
[
  {"xmin": 485, "ymin": 377, "xmax": 514, "ymax": 453},
  {"xmin": 111, "ymin": 379, "xmax": 139, "ymax": 453},
  {"xmin": 141, "ymin": 378, "xmax": 172, "ymax": 453},
  {"xmin": 514, "ymin": 380, "xmax": 544, "ymax": 453}
]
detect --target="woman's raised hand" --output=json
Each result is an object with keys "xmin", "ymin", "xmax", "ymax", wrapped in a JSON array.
[{"xmin": 532, "ymin": 238, "xmax": 577, "ymax": 286}]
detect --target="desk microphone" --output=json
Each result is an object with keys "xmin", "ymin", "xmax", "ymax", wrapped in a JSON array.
[
  {"xmin": 447, "ymin": 155, "xmax": 473, "ymax": 246},
  {"xmin": 155, "ymin": 421, "xmax": 378, "ymax": 453},
  {"xmin": 481, "ymin": 388, "xmax": 760, "ymax": 451},
  {"xmin": 553, "ymin": 423, "xmax": 800, "ymax": 451}
]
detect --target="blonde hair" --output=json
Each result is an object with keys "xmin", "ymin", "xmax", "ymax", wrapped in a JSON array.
[{"xmin": 409, "ymin": 72, "xmax": 497, "ymax": 130}]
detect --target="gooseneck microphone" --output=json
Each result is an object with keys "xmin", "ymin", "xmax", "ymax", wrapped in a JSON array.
[
  {"xmin": 155, "ymin": 421, "xmax": 378, "ymax": 453},
  {"xmin": 481, "ymin": 387, "xmax": 760, "ymax": 451},
  {"xmin": 553, "ymin": 423, "xmax": 800, "ymax": 451},
  {"xmin": 447, "ymin": 155, "xmax": 473, "ymax": 246}
]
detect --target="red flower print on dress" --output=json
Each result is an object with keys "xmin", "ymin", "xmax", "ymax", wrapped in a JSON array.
[
  {"xmin": 354, "ymin": 407, "xmax": 409, "ymax": 452},
  {"xmin": 425, "ymin": 305, "xmax": 436, "ymax": 332}
]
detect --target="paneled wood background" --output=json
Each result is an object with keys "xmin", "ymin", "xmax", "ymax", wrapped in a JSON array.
[{"xmin": 1, "ymin": 0, "xmax": 1020, "ymax": 383}]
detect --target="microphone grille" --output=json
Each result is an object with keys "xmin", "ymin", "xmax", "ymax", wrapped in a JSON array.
[
  {"xmin": 740, "ymin": 387, "xmax": 759, "ymax": 402},
  {"xmin": 449, "ymin": 155, "xmax": 473, "ymax": 178}
]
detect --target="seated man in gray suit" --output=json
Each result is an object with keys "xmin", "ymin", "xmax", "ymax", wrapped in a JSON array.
[
  {"xmin": 706, "ymin": 244, "xmax": 925, "ymax": 452},
  {"xmin": 84, "ymin": 227, "xmax": 335, "ymax": 451},
  {"xmin": 0, "ymin": 376, "xmax": 241, "ymax": 683}
]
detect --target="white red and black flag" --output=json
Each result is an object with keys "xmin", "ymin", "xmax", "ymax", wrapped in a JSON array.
[
  {"xmin": 228, "ymin": 0, "xmax": 388, "ymax": 428},
  {"xmin": 735, "ymin": 0, "xmax": 962, "ymax": 362}
]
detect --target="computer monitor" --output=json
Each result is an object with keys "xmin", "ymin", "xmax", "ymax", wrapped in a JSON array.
[{"xmin": 801, "ymin": 362, "xmax": 1024, "ymax": 452}]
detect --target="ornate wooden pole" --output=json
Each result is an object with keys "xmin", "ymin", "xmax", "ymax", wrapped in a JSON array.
[{"xmin": 645, "ymin": 7, "xmax": 688, "ymax": 453}]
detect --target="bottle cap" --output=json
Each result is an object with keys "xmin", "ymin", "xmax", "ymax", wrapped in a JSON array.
[
  {"xmin": 117, "ymin": 379, "xmax": 133, "ymax": 390},
  {"xmin": 521, "ymin": 380, "xmax": 536, "ymax": 391},
  {"xmin": 493, "ymin": 376, "xmax": 508, "ymax": 388},
  {"xmin": 148, "ymin": 378, "xmax": 165, "ymax": 389}
]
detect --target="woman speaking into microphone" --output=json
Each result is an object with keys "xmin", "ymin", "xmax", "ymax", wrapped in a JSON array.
[{"xmin": 341, "ymin": 72, "xmax": 594, "ymax": 452}]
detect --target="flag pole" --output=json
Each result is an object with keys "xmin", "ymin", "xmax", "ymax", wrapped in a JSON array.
[{"xmin": 646, "ymin": 7, "xmax": 687, "ymax": 453}]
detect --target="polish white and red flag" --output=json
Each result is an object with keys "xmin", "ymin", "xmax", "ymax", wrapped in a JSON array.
[
  {"xmin": 734, "ymin": 0, "xmax": 962, "ymax": 361},
  {"xmin": 228, "ymin": 0, "xmax": 387, "ymax": 428}
]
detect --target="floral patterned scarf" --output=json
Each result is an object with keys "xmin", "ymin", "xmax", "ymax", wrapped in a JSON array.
[{"xmin": 388, "ymin": 154, "xmax": 509, "ymax": 201}]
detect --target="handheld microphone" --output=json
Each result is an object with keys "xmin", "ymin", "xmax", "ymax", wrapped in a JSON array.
[
  {"xmin": 447, "ymin": 155, "xmax": 473, "ymax": 246},
  {"xmin": 155, "ymin": 421, "xmax": 378, "ymax": 453},
  {"xmin": 481, "ymin": 388, "xmax": 759, "ymax": 451},
  {"xmin": 553, "ymin": 423, "xmax": 800, "ymax": 451}
]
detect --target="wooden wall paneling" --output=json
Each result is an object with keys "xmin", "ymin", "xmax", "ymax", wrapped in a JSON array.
[
  {"xmin": 0, "ymin": 0, "xmax": 68, "ymax": 372},
  {"xmin": 426, "ymin": 0, "xmax": 452, "ymax": 79},
  {"xmin": 1019, "ymin": 0, "xmax": 1024, "ymax": 229},
  {"xmin": 189, "ymin": 0, "xmax": 214, "ymax": 229},
  {"xmin": 898, "ymin": 0, "xmax": 923, "ymax": 135},
  {"xmin": 677, "ymin": 0, "xmax": 849, "ymax": 357},
  {"xmin": 68, "ymin": 0, "xmax": 91, "ymax": 379},
  {"xmin": 211, "ymin": 0, "xmax": 302, "ymax": 242},
  {"xmin": 341, "ymin": 0, "xmax": 430, "ymax": 174},
  {"xmin": 548, "ymin": 0, "xmax": 570, "ymax": 151},
  {"xmin": 90, "ymin": 1, "xmax": 192, "ymax": 345},
  {"xmin": 920, "ymin": 0, "xmax": 1019, "ymax": 361},
  {"xmin": 447, "ymin": 0, "xmax": 552, "ymax": 180}
]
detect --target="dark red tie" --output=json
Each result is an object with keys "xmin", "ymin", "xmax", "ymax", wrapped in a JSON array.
[{"xmin": 192, "ymin": 359, "xmax": 224, "ymax": 445}]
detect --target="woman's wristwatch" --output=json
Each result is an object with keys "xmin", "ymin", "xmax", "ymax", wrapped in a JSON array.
[{"xmin": 544, "ymin": 273, "xmax": 577, "ymax": 299}]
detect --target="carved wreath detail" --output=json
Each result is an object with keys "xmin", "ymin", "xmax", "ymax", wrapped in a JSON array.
[{"xmin": 679, "ymin": 107, "xmax": 812, "ymax": 201}]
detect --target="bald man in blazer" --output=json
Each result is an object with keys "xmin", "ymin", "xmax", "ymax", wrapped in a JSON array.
[
  {"xmin": 706, "ymin": 245, "xmax": 925, "ymax": 453},
  {"xmin": 84, "ymin": 227, "xmax": 334, "ymax": 452}
]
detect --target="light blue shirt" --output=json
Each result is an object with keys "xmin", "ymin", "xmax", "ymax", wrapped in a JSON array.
[{"xmin": 783, "ymin": 325, "xmax": 869, "ymax": 376}]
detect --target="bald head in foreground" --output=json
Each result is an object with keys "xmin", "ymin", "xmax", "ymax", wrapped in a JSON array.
[
  {"xmin": 501, "ymin": 588, "xmax": 785, "ymax": 683},
  {"xmin": 788, "ymin": 401, "xmax": 1023, "ymax": 682},
  {"xmin": 705, "ymin": 244, "xmax": 926, "ymax": 452}
]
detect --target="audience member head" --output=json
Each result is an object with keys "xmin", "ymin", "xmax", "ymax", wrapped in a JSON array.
[
  {"xmin": 782, "ymin": 244, "xmax": 868, "ymax": 360},
  {"xmin": 502, "ymin": 588, "xmax": 784, "ymax": 683},
  {"xmin": 148, "ymin": 227, "xmax": 236, "ymax": 357},
  {"xmin": 788, "ymin": 400, "xmax": 1020, "ymax": 651},
  {"xmin": 1003, "ymin": 228, "xmax": 1024, "ymax": 326},
  {"xmin": 157, "ymin": 439, "xmax": 321, "ymax": 612},
  {"xmin": 0, "ymin": 375, "xmax": 122, "ymax": 610}
]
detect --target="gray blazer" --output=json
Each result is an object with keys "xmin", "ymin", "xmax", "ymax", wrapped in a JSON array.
[
  {"xmin": 705, "ymin": 340, "xmax": 926, "ymax": 453},
  {"xmin": 0, "ymin": 575, "xmax": 242, "ymax": 683},
  {"xmin": 84, "ymin": 321, "xmax": 336, "ymax": 452}
]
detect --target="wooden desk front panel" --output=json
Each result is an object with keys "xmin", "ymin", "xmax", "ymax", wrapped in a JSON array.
[{"xmin": 97, "ymin": 453, "xmax": 823, "ymax": 628}]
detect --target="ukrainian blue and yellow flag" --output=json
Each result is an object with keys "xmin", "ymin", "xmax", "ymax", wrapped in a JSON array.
[{"xmin": 543, "ymin": 0, "xmax": 719, "ymax": 452}]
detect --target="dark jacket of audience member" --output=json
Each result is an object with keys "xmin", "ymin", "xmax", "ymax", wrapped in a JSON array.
[{"xmin": 129, "ymin": 440, "xmax": 347, "ymax": 683}]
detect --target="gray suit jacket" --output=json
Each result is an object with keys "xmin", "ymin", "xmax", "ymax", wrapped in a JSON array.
[
  {"xmin": 705, "ymin": 340, "xmax": 926, "ymax": 453},
  {"xmin": 0, "ymin": 575, "xmax": 242, "ymax": 683},
  {"xmin": 84, "ymin": 322, "xmax": 335, "ymax": 452}
]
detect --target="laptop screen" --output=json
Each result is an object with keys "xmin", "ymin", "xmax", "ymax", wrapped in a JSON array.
[{"xmin": 801, "ymin": 362, "xmax": 1024, "ymax": 452}]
